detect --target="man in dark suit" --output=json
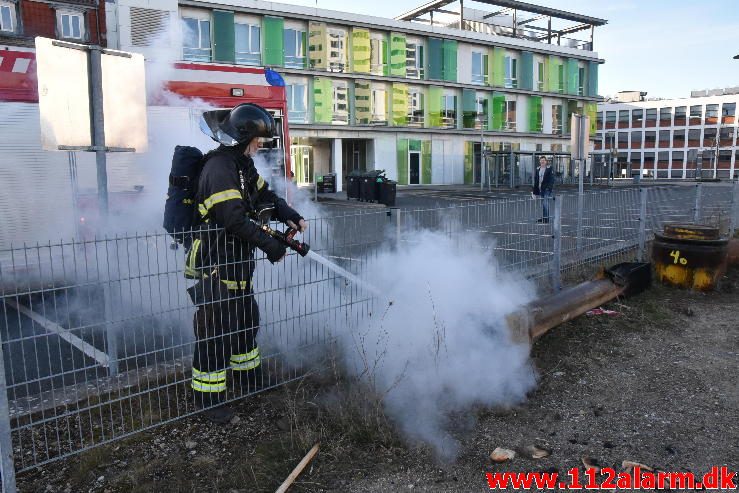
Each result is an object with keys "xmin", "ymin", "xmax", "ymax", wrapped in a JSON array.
[{"xmin": 532, "ymin": 156, "xmax": 555, "ymax": 224}]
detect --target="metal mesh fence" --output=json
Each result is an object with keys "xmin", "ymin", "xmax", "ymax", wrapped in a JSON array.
[{"xmin": 0, "ymin": 183, "xmax": 736, "ymax": 491}]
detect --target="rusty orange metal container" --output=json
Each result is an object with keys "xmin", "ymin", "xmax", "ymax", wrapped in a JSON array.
[{"xmin": 652, "ymin": 224, "xmax": 729, "ymax": 291}]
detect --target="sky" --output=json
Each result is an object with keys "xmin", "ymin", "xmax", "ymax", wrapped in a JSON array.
[{"xmin": 275, "ymin": 0, "xmax": 739, "ymax": 99}]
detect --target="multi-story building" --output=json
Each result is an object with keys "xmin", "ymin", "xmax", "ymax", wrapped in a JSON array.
[
  {"xmin": 104, "ymin": 0, "xmax": 605, "ymax": 189},
  {"xmin": 595, "ymin": 89, "xmax": 739, "ymax": 180},
  {"xmin": 0, "ymin": 0, "xmax": 106, "ymax": 47}
]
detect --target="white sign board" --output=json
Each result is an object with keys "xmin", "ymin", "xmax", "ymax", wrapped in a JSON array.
[
  {"xmin": 569, "ymin": 113, "xmax": 590, "ymax": 161},
  {"xmin": 35, "ymin": 37, "xmax": 148, "ymax": 152},
  {"xmin": 36, "ymin": 37, "xmax": 92, "ymax": 150}
]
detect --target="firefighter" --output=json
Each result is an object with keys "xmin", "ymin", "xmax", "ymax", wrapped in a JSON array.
[{"xmin": 187, "ymin": 103, "xmax": 307, "ymax": 423}]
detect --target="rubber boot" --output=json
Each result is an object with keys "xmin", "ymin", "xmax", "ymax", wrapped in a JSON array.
[{"xmin": 193, "ymin": 391, "xmax": 234, "ymax": 424}]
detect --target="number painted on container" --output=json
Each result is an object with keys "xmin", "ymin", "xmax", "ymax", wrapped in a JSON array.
[{"xmin": 669, "ymin": 250, "xmax": 688, "ymax": 265}]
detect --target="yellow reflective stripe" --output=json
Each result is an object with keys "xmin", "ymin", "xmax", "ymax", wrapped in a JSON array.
[
  {"xmin": 203, "ymin": 189, "xmax": 242, "ymax": 210},
  {"xmin": 192, "ymin": 368, "xmax": 226, "ymax": 382},
  {"xmin": 185, "ymin": 239, "xmax": 202, "ymax": 278},
  {"xmin": 231, "ymin": 356, "xmax": 260, "ymax": 371},
  {"xmin": 256, "ymin": 176, "xmax": 265, "ymax": 190},
  {"xmin": 191, "ymin": 380, "xmax": 227, "ymax": 392},
  {"xmin": 230, "ymin": 348, "xmax": 259, "ymax": 363},
  {"xmin": 198, "ymin": 203, "xmax": 208, "ymax": 218},
  {"xmin": 182, "ymin": 198, "xmax": 194, "ymax": 204},
  {"xmin": 221, "ymin": 279, "xmax": 250, "ymax": 290}
]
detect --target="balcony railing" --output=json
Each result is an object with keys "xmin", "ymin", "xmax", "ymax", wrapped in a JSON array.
[
  {"xmin": 285, "ymin": 55, "xmax": 306, "ymax": 69},
  {"xmin": 183, "ymin": 47, "xmax": 211, "ymax": 62},
  {"xmin": 408, "ymin": 112, "xmax": 424, "ymax": 127},
  {"xmin": 236, "ymin": 52, "xmax": 261, "ymax": 66}
]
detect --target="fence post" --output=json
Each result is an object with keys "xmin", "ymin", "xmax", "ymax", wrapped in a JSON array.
[
  {"xmin": 693, "ymin": 183, "xmax": 702, "ymax": 223},
  {"xmin": 638, "ymin": 187, "xmax": 648, "ymax": 261},
  {"xmin": 730, "ymin": 181, "xmax": 739, "ymax": 237},
  {"xmin": 103, "ymin": 283, "xmax": 118, "ymax": 376},
  {"xmin": 551, "ymin": 197, "xmax": 562, "ymax": 291},
  {"xmin": 0, "ymin": 336, "xmax": 18, "ymax": 493},
  {"xmin": 576, "ymin": 161, "xmax": 584, "ymax": 253}
]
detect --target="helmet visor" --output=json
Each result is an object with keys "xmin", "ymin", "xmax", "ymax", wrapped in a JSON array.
[{"xmin": 199, "ymin": 112, "xmax": 239, "ymax": 146}]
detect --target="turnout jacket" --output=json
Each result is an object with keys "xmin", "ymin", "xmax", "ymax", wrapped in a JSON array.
[{"xmin": 187, "ymin": 146, "xmax": 302, "ymax": 283}]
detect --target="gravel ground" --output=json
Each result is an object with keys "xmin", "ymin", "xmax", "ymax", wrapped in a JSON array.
[{"xmin": 17, "ymin": 268, "xmax": 739, "ymax": 492}]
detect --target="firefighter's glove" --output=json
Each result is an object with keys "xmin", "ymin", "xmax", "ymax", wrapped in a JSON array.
[
  {"xmin": 261, "ymin": 237, "xmax": 287, "ymax": 264},
  {"xmin": 287, "ymin": 218, "xmax": 308, "ymax": 233}
]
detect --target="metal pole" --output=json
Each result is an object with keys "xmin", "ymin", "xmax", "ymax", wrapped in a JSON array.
[
  {"xmin": 694, "ymin": 183, "xmax": 702, "ymax": 223},
  {"xmin": 576, "ymin": 159, "xmax": 583, "ymax": 253},
  {"xmin": 730, "ymin": 180, "xmax": 739, "ymax": 237},
  {"xmin": 509, "ymin": 150, "xmax": 514, "ymax": 188},
  {"xmin": 393, "ymin": 207, "xmax": 402, "ymax": 251},
  {"xmin": 103, "ymin": 283, "xmax": 118, "ymax": 376},
  {"xmin": 551, "ymin": 197, "xmax": 562, "ymax": 291},
  {"xmin": 89, "ymin": 46, "xmax": 109, "ymax": 218},
  {"xmin": 0, "ymin": 335, "xmax": 18, "ymax": 493},
  {"xmin": 480, "ymin": 121, "xmax": 484, "ymax": 191},
  {"xmin": 638, "ymin": 187, "xmax": 648, "ymax": 261}
]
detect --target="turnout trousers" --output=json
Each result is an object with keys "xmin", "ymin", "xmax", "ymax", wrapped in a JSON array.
[{"xmin": 188, "ymin": 278, "xmax": 261, "ymax": 398}]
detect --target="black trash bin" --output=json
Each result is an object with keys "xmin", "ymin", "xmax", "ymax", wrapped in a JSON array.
[
  {"xmin": 346, "ymin": 171, "xmax": 361, "ymax": 200},
  {"xmin": 359, "ymin": 170, "xmax": 384, "ymax": 202},
  {"xmin": 317, "ymin": 173, "xmax": 336, "ymax": 193},
  {"xmin": 377, "ymin": 178, "xmax": 396, "ymax": 207}
]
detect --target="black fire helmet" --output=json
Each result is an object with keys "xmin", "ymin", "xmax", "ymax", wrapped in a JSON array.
[{"xmin": 199, "ymin": 103, "xmax": 276, "ymax": 146}]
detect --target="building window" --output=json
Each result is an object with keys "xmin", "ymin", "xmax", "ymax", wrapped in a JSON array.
[
  {"xmin": 631, "ymin": 109, "xmax": 643, "ymax": 127},
  {"xmin": 630, "ymin": 131, "xmax": 642, "ymax": 149},
  {"xmin": 659, "ymin": 107, "xmax": 672, "ymax": 127},
  {"xmin": 370, "ymin": 36, "xmax": 387, "ymax": 75},
  {"xmin": 689, "ymin": 105, "xmax": 702, "ymax": 126},
  {"xmin": 406, "ymin": 42, "xmax": 424, "ymax": 79},
  {"xmin": 673, "ymin": 129, "xmax": 685, "ymax": 148},
  {"xmin": 630, "ymin": 152, "xmax": 642, "ymax": 173},
  {"xmin": 617, "ymin": 132, "xmax": 628, "ymax": 149},
  {"xmin": 552, "ymin": 104, "xmax": 563, "ymax": 134},
  {"xmin": 408, "ymin": 88, "xmax": 424, "ymax": 126},
  {"xmin": 235, "ymin": 22, "xmax": 261, "ymax": 65},
  {"xmin": 703, "ymin": 127, "xmax": 717, "ymax": 147},
  {"xmin": 644, "ymin": 131, "xmax": 656, "ymax": 148},
  {"xmin": 183, "ymin": 17, "xmax": 211, "ymax": 61},
  {"xmin": 658, "ymin": 130, "xmax": 670, "ymax": 148},
  {"xmin": 537, "ymin": 61, "xmax": 545, "ymax": 91},
  {"xmin": 719, "ymin": 126, "xmax": 734, "ymax": 147},
  {"xmin": 596, "ymin": 112, "xmax": 603, "ymax": 130},
  {"xmin": 1, "ymin": 1, "xmax": 17, "ymax": 33},
  {"xmin": 618, "ymin": 110, "xmax": 629, "ymax": 128},
  {"xmin": 645, "ymin": 108, "xmax": 657, "ymax": 127},
  {"xmin": 327, "ymin": 29, "xmax": 346, "ymax": 72},
  {"xmin": 674, "ymin": 106, "xmax": 687, "ymax": 126},
  {"xmin": 577, "ymin": 66, "xmax": 585, "ymax": 96},
  {"xmin": 504, "ymin": 55, "xmax": 517, "ymax": 88},
  {"xmin": 722, "ymin": 102, "xmax": 736, "ymax": 124},
  {"xmin": 705, "ymin": 104, "xmax": 719, "ymax": 125},
  {"xmin": 605, "ymin": 111, "xmax": 616, "ymax": 129},
  {"xmin": 471, "ymin": 51, "xmax": 486, "ymax": 85},
  {"xmin": 58, "ymin": 10, "xmax": 85, "ymax": 40},
  {"xmin": 284, "ymin": 28, "xmax": 306, "ymax": 68},
  {"xmin": 371, "ymin": 87, "xmax": 387, "ymax": 123},
  {"xmin": 286, "ymin": 84, "xmax": 307, "ymax": 122},
  {"xmin": 594, "ymin": 133, "xmax": 603, "ymax": 150},
  {"xmin": 441, "ymin": 94, "xmax": 457, "ymax": 128},
  {"xmin": 643, "ymin": 152, "xmax": 655, "ymax": 176},
  {"xmin": 332, "ymin": 81, "xmax": 348, "ymax": 123},
  {"xmin": 671, "ymin": 151, "xmax": 684, "ymax": 177},
  {"xmin": 687, "ymin": 129, "xmax": 700, "ymax": 147},
  {"xmin": 505, "ymin": 100, "xmax": 516, "ymax": 131},
  {"xmin": 556, "ymin": 64, "xmax": 564, "ymax": 93}
]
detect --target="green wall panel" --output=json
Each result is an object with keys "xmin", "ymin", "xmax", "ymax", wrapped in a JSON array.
[
  {"xmin": 566, "ymin": 58, "xmax": 579, "ymax": 95},
  {"xmin": 463, "ymin": 141, "xmax": 474, "ymax": 184},
  {"xmin": 389, "ymin": 33, "xmax": 406, "ymax": 77},
  {"xmin": 519, "ymin": 51, "xmax": 534, "ymax": 91},
  {"xmin": 491, "ymin": 93, "xmax": 505, "ymax": 131},
  {"xmin": 212, "ymin": 10, "xmax": 235, "ymax": 63},
  {"xmin": 421, "ymin": 140, "xmax": 432, "ymax": 184},
  {"xmin": 354, "ymin": 81, "xmax": 371, "ymax": 124},
  {"xmin": 391, "ymin": 83, "xmax": 408, "ymax": 126},
  {"xmin": 351, "ymin": 28, "xmax": 371, "ymax": 73},
  {"xmin": 442, "ymin": 39, "xmax": 457, "ymax": 82},
  {"xmin": 397, "ymin": 139, "xmax": 409, "ymax": 185},
  {"xmin": 542, "ymin": 56, "xmax": 550, "ymax": 92},
  {"xmin": 427, "ymin": 38, "xmax": 443, "ymax": 80},
  {"xmin": 490, "ymin": 47, "xmax": 505, "ymax": 87},
  {"xmin": 587, "ymin": 61, "xmax": 599, "ymax": 97},
  {"xmin": 262, "ymin": 17, "xmax": 284, "ymax": 66},
  {"xmin": 585, "ymin": 102, "xmax": 597, "ymax": 136},
  {"xmin": 409, "ymin": 139, "xmax": 421, "ymax": 151},
  {"xmin": 308, "ymin": 22, "xmax": 327, "ymax": 69},
  {"xmin": 462, "ymin": 88, "xmax": 477, "ymax": 129},
  {"xmin": 548, "ymin": 55, "xmax": 562, "ymax": 93},
  {"xmin": 427, "ymin": 86, "xmax": 443, "ymax": 127},
  {"xmin": 528, "ymin": 96, "xmax": 542, "ymax": 132},
  {"xmin": 313, "ymin": 78, "xmax": 332, "ymax": 123}
]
